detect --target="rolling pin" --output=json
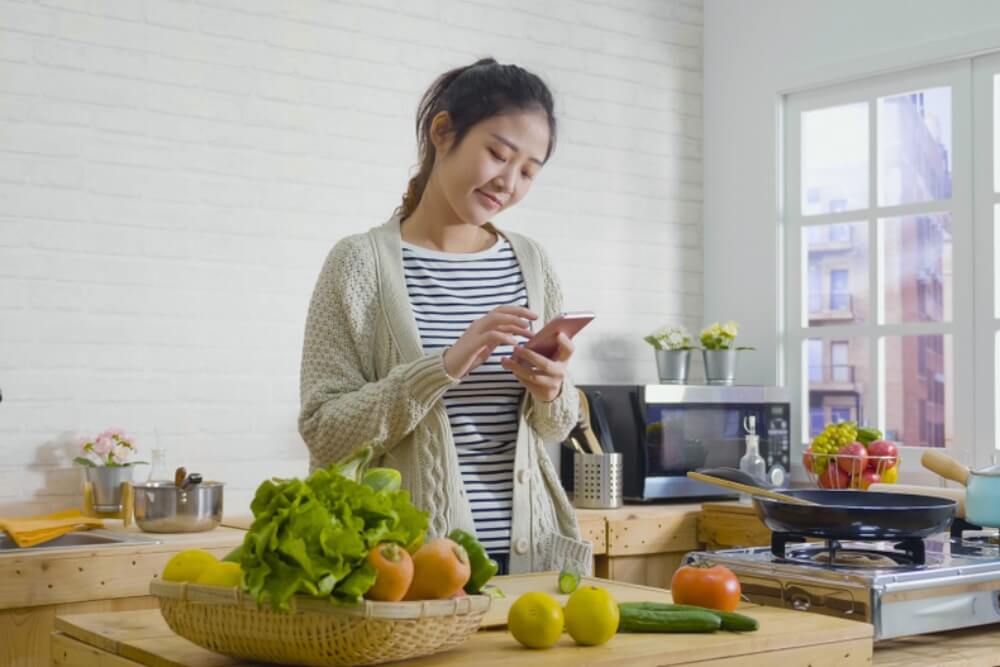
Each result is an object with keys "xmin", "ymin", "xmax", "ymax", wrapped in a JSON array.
[{"xmin": 868, "ymin": 483, "xmax": 966, "ymax": 518}]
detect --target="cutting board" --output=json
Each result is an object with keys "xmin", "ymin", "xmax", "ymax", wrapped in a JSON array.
[
  {"xmin": 481, "ymin": 572, "xmax": 681, "ymax": 627},
  {"xmin": 220, "ymin": 516, "xmax": 253, "ymax": 530}
]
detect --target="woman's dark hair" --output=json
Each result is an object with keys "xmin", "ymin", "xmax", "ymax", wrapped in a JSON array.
[{"xmin": 397, "ymin": 58, "xmax": 556, "ymax": 219}]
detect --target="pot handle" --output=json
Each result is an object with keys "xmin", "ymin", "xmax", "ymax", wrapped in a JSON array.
[{"xmin": 921, "ymin": 450, "xmax": 971, "ymax": 486}]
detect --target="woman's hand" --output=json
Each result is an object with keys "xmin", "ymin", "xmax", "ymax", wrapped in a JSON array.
[
  {"xmin": 501, "ymin": 331, "xmax": 574, "ymax": 403},
  {"xmin": 443, "ymin": 306, "xmax": 537, "ymax": 379}
]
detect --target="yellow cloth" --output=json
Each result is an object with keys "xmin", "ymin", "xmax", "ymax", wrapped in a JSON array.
[{"xmin": 0, "ymin": 509, "xmax": 104, "ymax": 548}]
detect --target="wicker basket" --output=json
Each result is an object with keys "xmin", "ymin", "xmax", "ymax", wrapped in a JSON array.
[{"xmin": 149, "ymin": 580, "xmax": 491, "ymax": 667}]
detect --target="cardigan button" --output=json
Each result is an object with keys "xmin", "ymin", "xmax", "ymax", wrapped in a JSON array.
[
  {"xmin": 516, "ymin": 469, "xmax": 529, "ymax": 484},
  {"xmin": 514, "ymin": 538, "xmax": 529, "ymax": 554}
]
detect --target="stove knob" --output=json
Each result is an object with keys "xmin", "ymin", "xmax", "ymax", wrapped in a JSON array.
[{"xmin": 791, "ymin": 595, "xmax": 811, "ymax": 611}]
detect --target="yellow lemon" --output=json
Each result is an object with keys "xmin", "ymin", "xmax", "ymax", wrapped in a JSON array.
[
  {"xmin": 564, "ymin": 585, "xmax": 619, "ymax": 646},
  {"xmin": 194, "ymin": 560, "xmax": 243, "ymax": 587},
  {"xmin": 881, "ymin": 465, "xmax": 899, "ymax": 484},
  {"xmin": 508, "ymin": 591, "xmax": 564, "ymax": 649},
  {"xmin": 161, "ymin": 549, "xmax": 218, "ymax": 583}
]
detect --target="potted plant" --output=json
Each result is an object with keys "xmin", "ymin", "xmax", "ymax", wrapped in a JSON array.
[
  {"xmin": 700, "ymin": 321, "xmax": 754, "ymax": 385},
  {"xmin": 74, "ymin": 428, "xmax": 146, "ymax": 512},
  {"xmin": 644, "ymin": 324, "xmax": 695, "ymax": 384}
]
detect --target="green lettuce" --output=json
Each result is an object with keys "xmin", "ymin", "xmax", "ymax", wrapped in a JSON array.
[{"xmin": 240, "ymin": 448, "xmax": 427, "ymax": 610}]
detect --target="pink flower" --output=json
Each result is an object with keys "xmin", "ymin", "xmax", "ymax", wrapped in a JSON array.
[
  {"xmin": 111, "ymin": 443, "xmax": 131, "ymax": 465},
  {"xmin": 92, "ymin": 434, "xmax": 114, "ymax": 457}
]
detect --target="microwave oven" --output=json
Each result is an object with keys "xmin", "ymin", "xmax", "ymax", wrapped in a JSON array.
[{"xmin": 560, "ymin": 384, "xmax": 791, "ymax": 502}]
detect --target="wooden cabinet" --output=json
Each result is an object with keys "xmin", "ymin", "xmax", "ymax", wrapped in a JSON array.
[
  {"xmin": 576, "ymin": 503, "xmax": 707, "ymax": 589},
  {"xmin": 0, "ymin": 524, "xmax": 245, "ymax": 667},
  {"xmin": 698, "ymin": 501, "xmax": 771, "ymax": 550}
]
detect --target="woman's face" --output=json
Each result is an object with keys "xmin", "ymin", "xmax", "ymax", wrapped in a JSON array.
[{"xmin": 431, "ymin": 109, "xmax": 551, "ymax": 227}]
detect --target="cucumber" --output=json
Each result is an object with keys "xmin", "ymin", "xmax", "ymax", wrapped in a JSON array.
[
  {"xmin": 619, "ymin": 602, "xmax": 759, "ymax": 632},
  {"xmin": 617, "ymin": 607, "xmax": 721, "ymax": 633},
  {"xmin": 558, "ymin": 568, "xmax": 580, "ymax": 594}
]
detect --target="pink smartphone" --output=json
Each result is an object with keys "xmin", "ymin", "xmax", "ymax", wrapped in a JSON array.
[{"xmin": 522, "ymin": 310, "xmax": 595, "ymax": 359}]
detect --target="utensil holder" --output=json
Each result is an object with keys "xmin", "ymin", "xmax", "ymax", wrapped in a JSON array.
[{"xmin": 573, "ymin": 452, "xmax": 623, "ymax": 509}]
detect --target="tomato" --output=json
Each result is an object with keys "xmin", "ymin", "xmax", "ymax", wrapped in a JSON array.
[{"xmin": 670, "ymin": 564, "xmax": 741, "ymax": 612}]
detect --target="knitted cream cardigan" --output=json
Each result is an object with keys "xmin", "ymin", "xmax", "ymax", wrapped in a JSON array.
[{"xmin": 298, "ymin": 215, "xmax": 591, "ymax": 574}]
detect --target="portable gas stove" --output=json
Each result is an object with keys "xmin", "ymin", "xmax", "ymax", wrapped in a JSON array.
[{"xmin": 685, "ymin": 522, "xmax": 1000, "ymax": 640}]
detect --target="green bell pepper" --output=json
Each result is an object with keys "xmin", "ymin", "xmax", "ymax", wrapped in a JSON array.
[{"xmin": 448, "ymin": 529, "xmax": 499, "ymax": 594}]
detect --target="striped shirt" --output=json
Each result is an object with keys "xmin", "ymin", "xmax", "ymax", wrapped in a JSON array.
[{"xmin": 401, "ymin": 236, "xmax": 527, "ymax": 555}]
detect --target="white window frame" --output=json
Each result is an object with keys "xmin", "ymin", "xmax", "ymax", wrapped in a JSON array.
[
  {"xmin": 783, "ymin": 59, "xmax": 976, "ymax": 484},
  {"xmin": 974, "ymin": 52, "xmax": 1000, "ymax": 470}
]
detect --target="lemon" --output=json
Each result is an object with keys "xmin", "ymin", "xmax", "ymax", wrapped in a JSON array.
[
  {"xmin": 508, "ymin": 591, "xmax": 564, "ymax": 649},
  {"xmin": 881, "ymin": 465, "xmax": 899, "ymax": 484},
  {"xmin": 194, "ymin": 560, "xmax": 243, "ymax": 587},
  {"xmin": 564, "ymin": 585, "xmax": 619, "ymax": 646},
  {"xmin": 161, "ymin": 549, "xmax": 218, "ymax": 583}
]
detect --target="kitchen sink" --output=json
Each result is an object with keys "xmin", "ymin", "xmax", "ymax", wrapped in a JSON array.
[{"xmin": 0, "ymin": 529, "xmax": 161, "ymax": 553}]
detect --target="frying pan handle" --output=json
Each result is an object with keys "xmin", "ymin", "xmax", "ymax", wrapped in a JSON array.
[{"xmin": 921, "ymin": 450, "xmax": 970, "ymax": 486}]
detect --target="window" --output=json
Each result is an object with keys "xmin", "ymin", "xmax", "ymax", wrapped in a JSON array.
[
  {"xmin": 831, "ymin": 341, "xmax": 850, "ymax": 381},
  {"xmin": 785, "ymin": 58, "xmax": 987, "ymax": 482},
  {"xmin": 830, "ymin": 270, "xmax": 850, "ymax": 310}
]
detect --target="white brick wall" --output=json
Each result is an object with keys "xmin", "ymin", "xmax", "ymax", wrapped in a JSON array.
[{"xmin": 0, "ymin": 0, "xmax": 703, "ymax": 516}]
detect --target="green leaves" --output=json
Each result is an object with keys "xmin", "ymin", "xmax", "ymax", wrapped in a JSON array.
[{"xmin": 240, "ymin": 448, "xmax": 427, "ymax": 611}]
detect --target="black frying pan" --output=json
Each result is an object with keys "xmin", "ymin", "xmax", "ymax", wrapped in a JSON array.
[
  {"xmin": 754, "ymin": 489, "xmax": 956, "ymax": 540},
  {"xmin": 697, "ymin": 467, "xmax": 957, "ymax": 540}
]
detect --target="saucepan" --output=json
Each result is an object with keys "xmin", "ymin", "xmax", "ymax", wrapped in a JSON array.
[
  {"xmin": 132, "ymin": 471, "xmax": 224, "ymax": 533},
  {"xmin": 922, "ymin": 450, "xmax": 1000, "ymax": 528}
]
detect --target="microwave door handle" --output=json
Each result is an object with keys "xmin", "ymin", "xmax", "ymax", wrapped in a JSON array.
[{"xmin": 628, "ymin": 388, "xmax": 648, "ymax": 479}]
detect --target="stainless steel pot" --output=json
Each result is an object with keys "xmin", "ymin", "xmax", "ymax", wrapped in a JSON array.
[{"xmin": 132, "ymin": 480, "xmax": 224, "ymax": 533}]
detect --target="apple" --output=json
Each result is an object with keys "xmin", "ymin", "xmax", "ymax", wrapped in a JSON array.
[
  {"xmin": 837, "ymin": 442, "xmax": 868, "ymax": 476},
  {"xmin": 802, "ymin": 448, "xmax": 816, "ymax": 473},
  {"xmin": 866, "ymin": 440, "xmax": 899, "ymax": 471},
  {"xmin": 858, "ymin": 469, "xmax": 881, "ymax": 490},
  {"xmin": 818, "ymin": 465, "xmax": 850, "ymax": 489}
]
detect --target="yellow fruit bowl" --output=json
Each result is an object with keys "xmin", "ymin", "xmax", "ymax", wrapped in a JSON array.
[{"xmin": 149, "ymin": 579, "xmax": 490, "ymax": 667}]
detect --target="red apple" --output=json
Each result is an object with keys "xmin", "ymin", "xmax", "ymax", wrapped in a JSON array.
[
  {"xmin": 858, "ymin": 469, "xmax": 881, "ymax": 490},
  {"xmin": 818, "ymin": 465, "xmax": 850, "ymax": 489},
  {"xmin": 837, "ymin": 442, "xmax": 868, "ymax": 476},
  {"xmin": 802, "ymin": 448, "xmax": 816, "ymax": 473},
  {"xmin": 866, "ymin": 440, "xmax": 899, "ymax": 471}
]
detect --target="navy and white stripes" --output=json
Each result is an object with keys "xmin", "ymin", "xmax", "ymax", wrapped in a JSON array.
[{"xmin": 401, "ymin": 237, "xmax": 527, "ymax": 555}]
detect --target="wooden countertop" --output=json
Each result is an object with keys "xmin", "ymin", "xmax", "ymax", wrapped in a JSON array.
[
  {"xmin": 51, "ymin": 574, "xmax": 875, "ymax": 666},
  {"xmin": 1, "ymin": 521, "xmax": 245, "ymax": 610}
]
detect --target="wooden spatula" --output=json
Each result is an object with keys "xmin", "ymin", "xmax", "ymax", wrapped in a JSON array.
[
  {"xmin": 687, "ymin": 470, "xmax": 818, "ymax": 506},
  {"xmin": 576, "ymin": 388, "xmax": 604, "ymax": 455}
]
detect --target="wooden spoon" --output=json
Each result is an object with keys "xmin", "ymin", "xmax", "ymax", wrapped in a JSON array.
[
  {"xmin": 576, "ymin": 388, "xmax": 604, "ymax": 455},
  {"xmin": 686, "ymin": 470, "xmax": 819, "ymax": 506}
]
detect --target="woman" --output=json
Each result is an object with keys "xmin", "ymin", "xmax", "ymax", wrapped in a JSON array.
[{"xmin": 298, "ymin": 58, "xmax": 590, "ymax": 575}]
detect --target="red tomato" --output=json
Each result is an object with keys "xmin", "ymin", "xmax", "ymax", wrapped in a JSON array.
[
  {"xmin": 670, "ymin": 564, "xmax": 741, "ymax": 612},
  {"xmin": 818, "ymin": 465, "xmax": 850, "ymax": 489}
]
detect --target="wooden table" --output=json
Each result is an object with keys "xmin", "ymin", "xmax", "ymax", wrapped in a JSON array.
[{"xmin": 52, "ymin": 574, "xmax": 876, "ymax": 667}]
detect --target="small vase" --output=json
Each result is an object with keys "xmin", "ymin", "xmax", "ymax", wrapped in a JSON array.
[
  {"xmin": 703, "ymin": 349, "xmax": 738, "ymax": 385},
  {"xmin": 84, "ymin": 465, "xmax": 134, "ymax": 512},
  {"xmin": 655, "ymin": 349, "xmax": 691, "ymax": 384}
]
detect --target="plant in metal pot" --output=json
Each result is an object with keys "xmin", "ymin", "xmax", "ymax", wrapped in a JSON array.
[
  {"xmin": 644, "ymin": 324, "xmax": 696, "ymax": 384},
  {"xmin": 74, "ymin": 427, "xmax": 146, "ymax": 467},
  {"xmin": 700, "ymin": 321, "xmax": 754, "ymax": 385}
]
